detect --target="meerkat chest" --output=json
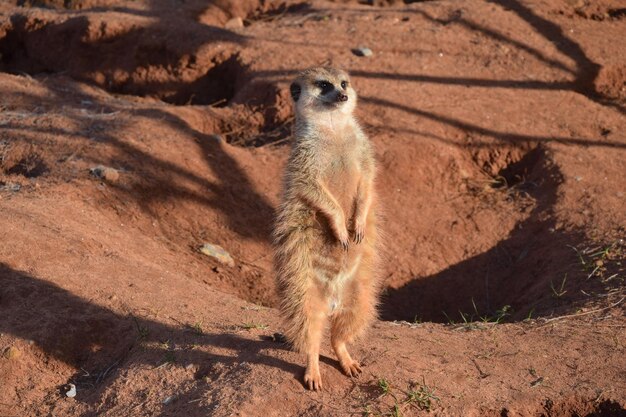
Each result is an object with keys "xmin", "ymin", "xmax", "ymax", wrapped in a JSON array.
[
  {"xmin": 322, "ymin": 134, "xmax": 361, "ymax": 173},
  {"xmin": 323, "ymin": 145, "xmax": 361, "ymax": 210},
  {"xmin": 328, "ymin": 151, "xmax": 358, "ymax": 172}
]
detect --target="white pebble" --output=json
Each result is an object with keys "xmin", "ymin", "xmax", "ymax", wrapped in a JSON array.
[{"xmin": 65, "ymin": 384, "xmax": 77, "ymax": 398}]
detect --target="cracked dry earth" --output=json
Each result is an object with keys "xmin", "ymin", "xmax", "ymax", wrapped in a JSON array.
[{"xmin": 0, "ymin": 0, "xmax": 625, "ymax": 416}]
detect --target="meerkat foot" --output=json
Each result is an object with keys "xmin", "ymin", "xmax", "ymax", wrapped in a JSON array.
[
  {"xmin": 340, "ymin": 359, "xmax": 362, "ymax": 377},
  {"xmin": 332, "ymin": 341, "xmax": 362, "ymax": 378},
  {"xmin": 304, "ymin": 367, "xmax": 323, "ymax": 391}
]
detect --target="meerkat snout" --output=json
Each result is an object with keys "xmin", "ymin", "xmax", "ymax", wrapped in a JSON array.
[{"xmin": 317, "ymin": 80, "xmax": 350, "ymax": 106}]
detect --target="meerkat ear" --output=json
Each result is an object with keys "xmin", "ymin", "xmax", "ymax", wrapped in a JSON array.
[{"xmin": 290, "ymin": 82, "xmax": 301, "ymax": 102}]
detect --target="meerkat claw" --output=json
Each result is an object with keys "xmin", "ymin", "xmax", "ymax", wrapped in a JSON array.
[
  {"xmin": 353, "ymin": 223, "xmax": 365, "ymax": 244},
  {"xmin": 342, "ymin": 360, "xmax": 362, "ymax": 377},
  {"xmin": 304, "ymin": 371, "xmax": 323, "ymax": 391}
]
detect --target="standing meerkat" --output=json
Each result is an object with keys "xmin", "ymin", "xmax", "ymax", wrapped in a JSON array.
[{"xmin": 273, "ymin": 67, "xmax": 380, "ymax": 390}]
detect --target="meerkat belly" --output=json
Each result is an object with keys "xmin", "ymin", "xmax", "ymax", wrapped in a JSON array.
[
  {"xmin": 312, "ymin": 250, "xmax": 362, "ymax": 314},
  {"xmin": 297, "ymin": 144, "xmax": 364, "ymax": 313}
]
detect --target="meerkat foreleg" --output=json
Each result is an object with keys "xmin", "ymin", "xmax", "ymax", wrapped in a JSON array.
[
  {"xmin": 353, "ymin": 175, "xmax": 373, "ymax": 244},
  {"xmin": 298, "ymin": 179, "xmax": 350, "ymax": 249}
]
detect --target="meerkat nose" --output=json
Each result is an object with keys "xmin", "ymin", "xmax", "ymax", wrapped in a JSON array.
[{"xmin": 338, "ymin": 93, "xmax": 348, "ymax": 102}]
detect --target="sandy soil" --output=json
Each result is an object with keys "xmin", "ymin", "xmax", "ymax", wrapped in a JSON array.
[{"xmin": 0, "ymin": 0, "xmax": 625, "ymax": 415}]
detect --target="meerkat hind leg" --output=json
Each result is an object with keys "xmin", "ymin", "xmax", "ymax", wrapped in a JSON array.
[
  {"xmin": 303, "ymin": 293, "xmax": 328, "ymax": 391},
  {"xmin": 330, "ymin": 276, "xmax": 376, "ymax": 377}
]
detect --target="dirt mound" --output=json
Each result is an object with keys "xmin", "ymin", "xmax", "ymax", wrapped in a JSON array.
[
  {"xmin": 553, "ymin": 0, "xmax": 626, "ymax": 22},
  {"xmin": 0, "ymin": 2, "xmax": 294, "ymax": 145},
  {"xmin": 595, "ymin": 64, "xmax": 626, "ymax": 101},
  {"xmin": 0, "ymin": 12, "xmax": 246, "ymax": 105}
]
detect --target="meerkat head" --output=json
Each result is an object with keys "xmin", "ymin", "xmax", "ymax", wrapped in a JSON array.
[{"xmin": 290, "ymin": 67, "xmax": 357, "ymax": 120}]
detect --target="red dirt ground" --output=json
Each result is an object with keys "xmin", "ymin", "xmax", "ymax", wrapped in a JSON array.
[{"xmin": 0, "ymin": 0, "xmax": 625, "ymax": 416}]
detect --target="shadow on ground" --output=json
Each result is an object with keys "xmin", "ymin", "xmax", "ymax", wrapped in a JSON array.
[{"xmin": 0, "ymin": 263, "xmax": 306, "ymax": 416}]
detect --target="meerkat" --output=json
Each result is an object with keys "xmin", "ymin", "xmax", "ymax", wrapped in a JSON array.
[{"xmin": 273, "ymin": 67, "xmax": 380, "ymax": 391}]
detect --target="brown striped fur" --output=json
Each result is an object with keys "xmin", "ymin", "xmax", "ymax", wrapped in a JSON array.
[{"xmin": 273, "ymin": 67, "xmax": 381, "ymax": 390}]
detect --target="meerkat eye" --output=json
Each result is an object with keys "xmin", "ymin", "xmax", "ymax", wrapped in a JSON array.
[
  {"xmin": 315, "ymin": 80, "xmax": 334, "ymax": 94},
  {"xmin": 340, "ymin": 80, "xmax": 348, "ymax": 89}
]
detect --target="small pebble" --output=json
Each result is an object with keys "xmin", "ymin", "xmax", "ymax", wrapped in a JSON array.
[
  {"xmin": 163, "ymin": 395, "xmax": 176, "ymax": 405},
  {"xmin": 352, "ymin": 46, "xmax": 373, "ymax": 57},
  {"xmin": 0, "ymin": 182, "xmax": 21, "ymax": 192},
  {"xmin": 3, "ymin": 346, "xmax": 20, "ymax": 360},
  {"xmin": 225, "ymin": 17, "xmax": 244, "ymax": 30},
  {"xmin": 208, "ymin": 134, "xmax": 223, "ymax": 143},
  {"xmin": 90, "ymin": 165, "xmax": 120, "ymax": 183},
  {"xmin": 271, "ymin": 332, "xmax": 288, "ymax": 343},
  {"xmin": 199, "ymin": 243, "xmax": 235, "ymax": 267},
  {"xmin": 65, "ymin": 384, "xmax": 77, "ymax": 398}
]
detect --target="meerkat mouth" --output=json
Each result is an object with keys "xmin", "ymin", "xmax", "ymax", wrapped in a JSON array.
[{"xmin": 322, "ymin": 99, "xmax": 346, "ymax": 109}]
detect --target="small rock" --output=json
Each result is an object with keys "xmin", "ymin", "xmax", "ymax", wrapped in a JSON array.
[
  {"xmin": 208, "ymin": 134, "xmax": 223, "ymax": 143},
  {"xmin": 225, "ymin": 17, "xmax": 244, "ymax": 30},
  {"xmin": 3, "ymin": 346, "xmax": 20, "ymax": 360},
  {"xmin": 271, "ymin": 332, "xmax": 288, "ymax": 343},
  {"xmin": 352, "ymin": 46, "xmax": 373, "ymax": 57},
  {"xmin": 0, "ymin": 182, "xmax": 21, "ymax": 192},
  {"xmin": 163, "ymin": 395, "xmax": 176, "ymax": 405},
  {"xmin": 65, "ymin": 384, "xmax": 77, "ymax": 398},
  {"xmin": 199, "ymin": 243, "xmax": 235, "ymax": 267},
  {"xmin": 90, "ymin": 165, "xmax": 120, "ymax": 183}
]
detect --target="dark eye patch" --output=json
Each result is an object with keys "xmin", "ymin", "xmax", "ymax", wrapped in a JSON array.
[
  {"xmin": 315, "ymin": 80, "xmax": 334, "ymax": 95},
  {"xmin": 340, "ymin": 80, "xmax": 348, "ymax": 89}
]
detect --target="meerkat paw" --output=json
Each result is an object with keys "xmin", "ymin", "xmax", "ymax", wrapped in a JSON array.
[
  {"xmin": 340, "ymin": 360, "xmax": 362, "ymax": 377},
  {"xmin": 336, "ymin": 227, "xmax": 350, "ymax": 251},
  {"xmin": 353, "ymin": 220, "xmax": 365, "ymax": 244},
  {"xmin": 304, "ymin": 368, "xmax": 324, "ymax": 391}
]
